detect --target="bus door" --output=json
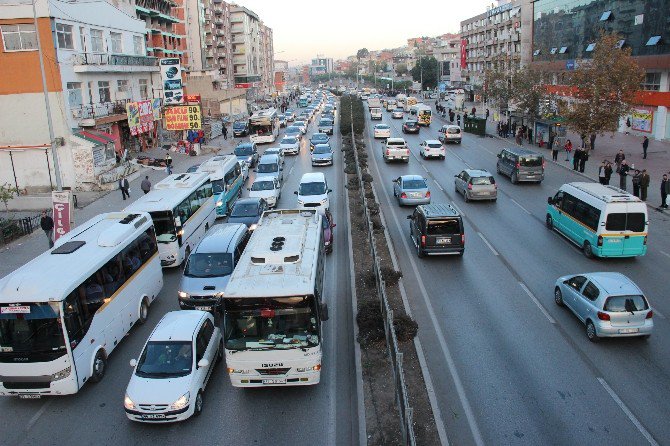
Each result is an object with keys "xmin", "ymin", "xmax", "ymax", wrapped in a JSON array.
[{"xmin": 604, "ymin": 207, "xmax": 646, "ymax": 257}]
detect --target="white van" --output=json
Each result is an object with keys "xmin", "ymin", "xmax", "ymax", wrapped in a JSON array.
[
  {"xmin": 294, "ymin": 172, "xmax": 331, "ymax": 213},
  {"xmin": 370, "ymin": 107, "xmax": 382, "ymax": 120},
  {"xmin": 255, "ymin": 154, "xmax": 283, "ymax": 185}
]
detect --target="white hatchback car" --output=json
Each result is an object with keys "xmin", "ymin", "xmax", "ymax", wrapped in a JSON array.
[
  {"xmin": 419, "ymin": 139, "xmax": 446, "ymax": 160},
  {"xmin": 248, "ymin": 176, "xmax": 281, "ymax": 208},
  {"xmin": 374, "ymin": 124, "xmax": 391, "ymax": 139},
  {"xmin": 280, "ymin": 136, "xmax": 301, "ymax": 155},
  {"xmin": 124, "ymin": 311, "xmax": 222, "ymax": 423}
]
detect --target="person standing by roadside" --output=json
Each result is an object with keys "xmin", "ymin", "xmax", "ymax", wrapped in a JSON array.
[
  {"xmin": 590, "ymin": 133, "xmax": 596, "ymax": 151},
  {"xmin": 632, "ymin": 169, "xmax": 641, "ymax": 197},
  {"xmin": 40, "ymin": 210, "xmax": 54, "ymax": 248},
  {"xmin": 604, "ymin": 161, "xmax": 613, "ymax": 185},
  {"xmin": 598, "ymin": 161, "xmax": 607, "ymax": 184},
  {"xmin": 222, "ymin": 122, "xmax": 228, "ymax": 140},
  {"xmin": 486, "ymin": 108, "xmax": 490, "ymax": 120},
  {"xmin": 640, "ymin": 169, "xmax": 650, "ymax": 201},
  {"xmin": 165, "ymin": 153, "xmax": 173, "ymax": 175},
  {"xmin": 141, "ymin": 176, "xmax": 151, "ymax": 194},
  {"xmin": 619, "ymin": 160, "xmax": 630, "ymax": 190},
  {"xmin": 614, "ymin": 149, "xmax": 625, "ymax": 173},
  {"xmin": 528, "ymin": 128, "xmax": 533, "ymax": 145},
  {"xmin": 573, "ymin": 146, "xmax": 582, "ymax": 171},
  {"xmin": 564, "ymin": 139, "xmax": 573, "ymax": 161},
  {"xmin": 642, "ymin": 136, "xmax": 649, "ymax": 159},
  {"xmin": 550, "ymin": 135, "xmax": 558, "ymax": 161},
  {"xmin": 579, "ymin": 147, "xmax": 588, "ymax": 173},
  {"xmin": 119, "ymin": 176, "xmax": 130, "ymax": 200},
  {"xmin": 661, "ymin": 174, "xmax": 669, "ymax": 208}
]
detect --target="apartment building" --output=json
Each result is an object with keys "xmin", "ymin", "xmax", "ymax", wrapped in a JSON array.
[
  {"xmin": 186, "ymin": 0, "xmax": 232, "ymax": 86},
  {"xmin": 0, "ymin": 0, "xmax": 160, "ymax": 192},
  {"xmin": 259, "ymin": 23, "xmax": 274, "ymax": 95},
  {"xmin": 134, "ymin": 0, "xmax": 188, "ymax": 67},
  {"xmin": 229, "ymin": 5, "xmax": 260, "ymax": 89}
]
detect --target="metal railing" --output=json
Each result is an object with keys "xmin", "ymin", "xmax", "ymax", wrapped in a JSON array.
[
  {"xmin": 350, "ymin": 118, "xmax": 416, "ymax": 446},
  {"xmin": 74, "ymin": 53, "xmax": 159, "ymax": 67},
  {"xmin": 0, "ymin": 210, "xmax": 51, "ymax": 246},
  {"xmin": 71, "ymin": 99, "xmax": 129, "ymax": 120}
]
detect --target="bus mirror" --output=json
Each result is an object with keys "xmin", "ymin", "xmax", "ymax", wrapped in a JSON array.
[
  {"xmin": 197, "ymin": 359, "xmax": 209, "ymax": 369},
  {"xmin": 129, "ymin": 359, "xmax": 137, "ymax": 367},
  {"xmin": 294, "ymin": 191, "xmax": 298, "ymax": 195},
  {"xmin": 547, "ymin": 197, "xmax": 554, "ymax": 204},
  {"xmin": 320, "ymin": 303, "xmax": 329, "ymax": 321}
]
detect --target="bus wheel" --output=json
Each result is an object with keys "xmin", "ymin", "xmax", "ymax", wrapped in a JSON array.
[
  {"xmin": 545, "ymin": 215, "xmax": 553, "ymax": 230},
  {"xmin": 205, "ymin": 223, "xmax": 209, "ymax": 231},
  {"xmin": 138, "ymin": 298, "xmax": 149, "ymax": 324},
  {"xmin": 90, "ymin": 351, "xmax": 107, "ymax": 383},
  {"xmin": 583, "ymin": 241, "xmax": 594, "ymax": 259}
]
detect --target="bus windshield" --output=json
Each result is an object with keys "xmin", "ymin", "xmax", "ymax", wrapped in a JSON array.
[
  {"xmin": 149, "ymin": 211, "xmax": 177, "ymax": 243},
  {"xmin": 135, "ymin": 341, "xmax": 192, "ymax": 378},
  {"xmin": 211, "ymin": 178, "xmax": 225, "ymax": 195},
  {"xmin": 0, "ymin": 303, "xmax": 67, "ymax": 362},
  {"xmin": 223, "ymin": 296, "xmax": 319, "ymax": 350}
]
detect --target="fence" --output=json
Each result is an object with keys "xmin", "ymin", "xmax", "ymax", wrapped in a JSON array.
[
  {"xmin": 350, "ymin": 123, "xmax": 416, "ymax": 445},
  {"xmin": 0, "ymin": 209, "xmax": 50, "ymax": 246}
]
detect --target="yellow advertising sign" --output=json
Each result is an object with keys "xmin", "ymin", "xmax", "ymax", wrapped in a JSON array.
[{"xmin": 164, "ymin": 105, "xmax": 202, "ymax": 130}]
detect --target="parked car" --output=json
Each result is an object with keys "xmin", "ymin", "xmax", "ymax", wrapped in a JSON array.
[
  {"xmin": 438, "ymin": 125, "xmax": 462, "ymax": 144},
  {"xmin": 374, "ymin": 124, "xmax": 391, "ymax": 139},
  {"xmin": 232, "ymin": 120, "xmax": 249, "ymax": 137},
  {"xmin": 407, "ymin": 203, "xmax": 465, "ymax": 257},
  {"xmin": 392, "ymin": 108, "xmax": 404, "ymax": 119},
  {"xmin": 419, "ymin": 140, "xmax": 445, "ymax": 160},
  {"xmin": 227, "ymin": 197, "xmax": 268, "ymax": 230},
  {"xmin": 309, "ymin": 132, "xmax": 330, "ymax": 151},
  {"xmin": 496, "ymin": 147, "xmax": 545, "ymax": 184},
  {"xmin": 554, "ymin": 272, "xmax": 654, "ymax": 342},
  {"xmin": 248, "ymin": 177, "xmax": 281, "ymax": 208},
  {"xmin": 124, "ymin": 311, "xmax": 222, "ymax": 422},
  {"xmin": 393, "ymin": 175, "xmax": 431, "ymax": 206},
  {"xmin": 402, "ymin": 120, "xmax": 420, "ymax": 134},
  {"xmin": 311, "ymin": 144, "xmax": 334, "ymax": 166},
  {"xmin": 454, "ymin": 169, "xmax": 497, "ymax": 202},
  {"xmin": 233, "ymin": 142, "xmax": 258, "ymax": 167},
  {"xmin": 322, "ymin": 210, "xmax": 336, "ymax": 254},
  {"xmin": 280, "ymin": 136, "xmax": 301, "ymax": 155}
]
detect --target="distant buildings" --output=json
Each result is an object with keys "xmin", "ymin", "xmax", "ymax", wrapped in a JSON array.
[{"xmin": 310, "ymin": 56, "xmax": 334, "ymax": 75}]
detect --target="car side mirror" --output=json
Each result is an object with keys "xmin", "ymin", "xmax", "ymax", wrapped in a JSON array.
[
  {"xmin": 197, "ymin": 359, "xmax": 209, "ymax": 369},
  {"xmin": 497, "ymin": 154, "xmax": 501, "ymax": 158},
  {"xmin": 294, "ymin": 191, "xmax": 298, "ymax": 195},
  {"xmin": 129, "ymin": 359, "xmax": 137, "ymax": 367},
  {"xmin": 328, "ymin": 189, "xmax": 332, "ymax": 193},
  {"xmin": 547, "ymin": 197, "xmax": 554, "ymax": 204},
  {"xmin": 320, "ymin": 303, "xmax": 329, "ymax": 321},
  {"xmin": 406, "ymin": 215, "xmax": 413, "ymax": 220}
]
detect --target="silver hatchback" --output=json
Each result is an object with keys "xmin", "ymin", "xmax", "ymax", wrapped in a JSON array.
[
  {"xmin": 393, "ymin": 175, "xmax": 431, "ymax": 206},
  {"xmin": 454, "ymin": 169, "xmax": 497, "ymax": 202},
  {"xmin": 554, "ymin": 272, "xmax": 653, "ymax": 342}
]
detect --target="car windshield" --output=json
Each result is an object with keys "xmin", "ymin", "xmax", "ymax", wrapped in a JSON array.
[
  {"xmin": 223, "ymin": 296, "xmax": 319, "ymax": 350},
  {"xmin": 427, "ymin": 219, "xmax": 460, "ymax": 235},
  {"xmin": 286, "ymin": 127, "xmax": 300, "ymax": 135},
  {"xmin": 295, "ymin": 121, "xmax": 305, "ymax": 126},
  {"xmin": 394, "ymin": 109, "xmax": 403, "ymax": 112},
  {"xmin": 313, "ymin": 145, "xmax": 331, "ymax": 154},
  {"xmin": 281, "ymin": 137, "xmax": 297, "ymax": 145},
  {"xmin": 251, "ymin": 180, "xmax": 275, "ymax": 191},
  {"xmin": 319, "ymin": 120, "xmax": 333, "ymax": 126},
  {"xmin": 0, "ymin": 303, "xmax": 67, "ymax": 362},
  {"xmin": 321, "ymin": 215, "xmax": 331, "ymax": 229},
  {"xmin": 233, "ymin": 122, "xmax": 246, "ymax": 129},
  {"xmin": 604, "ymin": 295, "xmax": 649, "ymax": 313},
  {"xmin": 299, "ymin": 181, "xmax": 327, "ymax": 196},
  {"xmin": 184, "ymin": 253, "xmax": 233, "ymax": 278},
  {"xmin": 519, "ymin": 155, "xmax": 543, "ymax": 166},
  {"xmin": 406, "ymin": 122, "xmax": 417, "ymax": 127},
  {"xmin": 231, "ymin": 202, "xmax": 259, "ymax": 217},
  {"xmin": 211, "ymin": 178, "xmax": 225, "ymax": 195},
  {"xmin": 136, "ymin": 341, "xmax": 192, "ymax": 378},
  {"xmin": 376, "ymin": 125, "xmax": 389, "ymax": 130},
  {"xmin": 447, "ymin": 127, "xmax": 460, "ymax": 134},
  {"xmin": 257, "ymin": 163, "xmax": 278, "ymax": 173},
  {"xmin": 403, "ymin": 179, "xmax": 427, "ymax": 189},
  {"xmin": 235, "ymin": 146, "xmax": 253, "ymax": 156},
  {"xmin": 471, "ymin": 176, "xmax": 494, "ymax": 185},
  {"xmin": 149, "ymin": 210, "xmax": 177, "ymax": 243},
  {"xmin": 312, "ymin": 134, "xmax": 328, "ymax": 142}
]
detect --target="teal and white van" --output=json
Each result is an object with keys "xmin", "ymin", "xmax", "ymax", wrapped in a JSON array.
[
  {"xmin": 546, "ymin": 182, "xmax": 648, "ymax": 258},
  {"xmin": 197, "ymin": 155, "xmax": 243, "ymax": 217}
]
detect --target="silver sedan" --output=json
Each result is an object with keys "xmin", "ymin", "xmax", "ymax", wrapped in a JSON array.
[
  {"xmin": 454, "ymin": 169, "xmax": 497, "ymax": 202},
  {"xmin": 393, "ymin": 175, "xmax": 431, "ymax": 206}
]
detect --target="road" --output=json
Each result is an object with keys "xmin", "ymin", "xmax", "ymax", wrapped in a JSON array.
[
  {"xmin": 0, "ymin": 104, "xmax": 359, "ymax": 446},
  {"xmin": 364, "ymin": 105, "xmax": 670, "ymax": 445}
]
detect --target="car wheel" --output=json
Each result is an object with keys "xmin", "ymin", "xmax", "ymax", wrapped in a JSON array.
[
  {"xmin": 194, "ymin": 391, "xmax": 204, "ymax": 416},
  {"xmin": 586, "ymin": 320, "xmax": 599, "ymax": 342},
  {"xmin": 89, "ymin": 350, "xmax": 107, "ymax": 383},
  {"xmin": 138, "ymin": 298, "xmax": 149, "ymax": 324},
  {"xmin": 546, "ymin": 215, "xmax": 553, "ymax": 230},
  {"xmin": 416, "ymin": 240, "xmax": 425, "ymax": 258},
  {"xmin": 583, "ymin": 241, "xmax": 594, "ymax": 259},
  {"xmin": 496, "ymin": 164, "xmax": 501, "ymax": 174},
  {"xmin": 511, "ymin": 172, "xmax": 518, "ymax": 184},
  {"xmin": 554, "ymin": 287, "xmax": 564, "ymax": 306},
  {"xmin": 464, "ymin": 192, "xmax": 470, "ymax": 202},
  {"xmin": 216, "ymin": 340, "xmax": 224, "ymax": 363}
]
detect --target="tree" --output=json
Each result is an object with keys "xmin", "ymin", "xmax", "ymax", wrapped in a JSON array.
[
  {"xmin": 484, "ymin": 67, "xmax": 514, "ymax": 112},
  {"xmin": 510, "ymin": 66, "xmax": 553, "ymax": 125},
  {"xmin": 0, "ymin": 183, "xmax": 19, "ymax": 213},
  {"xmin": 564, "ymin": 32, "xmax": 644, "ymax": 143},
  {"xmin": 395, "ymin": 63, "xmax": 408, "ymax": 76},
  {"xmin": 356, "ymin": 48, "xmax": 369, "ymax": 61},
  {"xmin": 410, "ymin": 56, "xmax": 439, "ymax": 90}
]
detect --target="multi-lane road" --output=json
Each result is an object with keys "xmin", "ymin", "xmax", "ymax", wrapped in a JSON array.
[
  {"xmin": 0, "ymin": 104, "xmax": 360, "ymax": 446},
  {"xmin": 364, "ymin": 103, "xmax": 670, "ymax": 445}
]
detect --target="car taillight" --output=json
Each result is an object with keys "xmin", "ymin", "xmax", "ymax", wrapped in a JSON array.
[
  {"xmin": 542, "ymin": 160, "xmax": 546, "ymax": 169},
  {"xmin": 597, "ymin": 235, "xmax": 603, "ymax": 246},
  {"xmin": 400, "ymin": 192, "xmax": 407, "ymax": 199},
  {"xmin": 467, "ymin": 184, "xmax": 473, "ymax": 190},
  {"xmin": 646, "ymin": 310, "xmax": 653, "ymax": 319},
  {"xmin": 461, "ymin": 234, "xmax": 465, "ymax": 245},
  {"xmin": 405, "ymin": 149, "xmax": 410, "ymax": 155},
  {"xmin": 421, "ymin": 235, "xmax": 426, "ymax": 247},
  {"xmin": 493, "ymin": 184, "xmax": 498, "ymax": 189},
  {"xmin": 425, "ymin": 191, "xmax": 431, "ymax": 198},
  {"xmin": 597, "ymin": 311, "xmax": 610, "ymax": 321},
  {"xmin": 386, "ymin": 149, "xmax": 390, "ymax": 155}
]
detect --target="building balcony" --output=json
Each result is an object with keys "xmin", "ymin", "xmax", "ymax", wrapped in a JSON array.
[
  {"xmin": 71, "ymin": 99, "xmax": 129, "ymax": 124},
  {"xmin": 233, "ymin": 45, "xmax": 245, "ymax": 55},
  {"xmin": 213, "ymin": 7, "xmax": 223, "ymax": 15},
  {"xmin": 233, "ymin": 55, "xmax": 245, "ymax": 65},
  {"xmin": 216, "ymin": 29, "xmax": 225, "ymax": 37},
  {"xmin": 216, "ymin": 41, "xmax": 226, "ymax": 48},
  {"xmin": 214, "ymin": 18, "xmax": 224, "ymax": 25},
  {"xmin": 231, "ymin": 25, "xmax": 244, "ymax": 33},
  {"xmin": 230, "ymin": 15, "xmax": 243, "ymax": 23},
  {"xmin": 205, "ymin": 49, "xmax": 214, "ymax": 58},
  {"xmin": 72, "ymin": 53, "xmax": 159, "ymax": 73}
]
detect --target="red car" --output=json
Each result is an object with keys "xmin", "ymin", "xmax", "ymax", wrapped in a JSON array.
[
  {"xmin": 402, "ymin": 120, "xmax": 420, "ymax": 134},
  {"xmin": 322, "ymin": 210, "xmax": 336, "ymax": 253}
]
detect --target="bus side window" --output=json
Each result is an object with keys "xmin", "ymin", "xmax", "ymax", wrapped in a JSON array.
[
  {"xmin": 203, "ymin": 181, "xmax": 213, "ymax": 198},
  {"xmin": 138, "ymin": 227, "xmax": 158, "ymax": 262},
  {"xmin": 189, "ymin": 192, "xmax": 201, "ymax": 214},
  {"xmin": 121, "ymin": 240, "xmax": 142, "ymax": 277},
  {"xmin": 77, "ymin": 272, "xmax": 104, "ymax": 323},
  {"xmin": 101, "ymin": 253, "xmax": 125, "ymax": 297}
]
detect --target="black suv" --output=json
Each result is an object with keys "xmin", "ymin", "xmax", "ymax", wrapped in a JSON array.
[
  {"xmin": 407, "ymin": 204, "xmax": 464, "ymax": 257},
  {"xmin": 402, "ymin": 120, "xmax": 420, "ymax": 134}
]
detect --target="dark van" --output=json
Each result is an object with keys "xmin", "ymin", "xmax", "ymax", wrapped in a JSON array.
[
  {"xmin": 407, "ymin": 204, "xmax": 464, "ymax": 257},
  {"xmin": 496, "ymin": 147, "xmax": 545, "ymax": 184}
]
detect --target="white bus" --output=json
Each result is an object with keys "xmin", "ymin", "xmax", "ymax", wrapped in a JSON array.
[
  {"xmin": 0, "ymin": 212, "xmax": 163, "ymax": 397},
  {"xmin": 222, "ymin": 209, "xmax": 329, "ymax": 387},
  {"xmin": 249, "ymin": 108, "xmax": 279, "ymax": 144},
  {"xmin": 125, "ymin": 172, "xmax": 215, "ymax": 267}
]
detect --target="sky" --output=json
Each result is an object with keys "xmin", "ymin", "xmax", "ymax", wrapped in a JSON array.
[{"xmin": 235, "ymin": 0, "xmax": 496, "ymax": 65}]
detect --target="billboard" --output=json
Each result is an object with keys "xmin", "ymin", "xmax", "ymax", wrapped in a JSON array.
[
  {"xmin": 460, "ymin": 39, "xmax": 467, "ymax": 69},
  {"xmin": 126, "ymin": 100, "xmax": 155, "ymax": 135},
  {"xmin": 631, "ymin": 107, "xmax": 653, "ymax": 133},
  {"xmin": 160, "ymin": 58, "xmax": 184, "ymax": 105},
  {"xmin": 165, "ymin": 105, "xmax": 202, "ymax": 130}
]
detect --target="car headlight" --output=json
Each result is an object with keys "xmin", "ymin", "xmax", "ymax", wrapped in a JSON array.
[
  {"xmin": 216, "ymin": 200, "xmax": 223, "ymax": 207},
  {"xmin": 247, "ymin": 156, "xmax": 253, "ymax": 163},
  {"xmin": 296, "ymin": 364, "xmax": 321, "ymax": 372},
  {"xmin": 124, "ymin": 394, "xmax": 136, "ymax": 410},
  {"xmin": 249, "ymin": 223, "xmax": 258, "ymax": 231},
  {"xmin": 178, "ymin": 291, "xmax": 189, "ymax": 299},
  {"xmin": 171, "ymin": 392, "xmax": 190, "ymax": 410},
  {"xmin": 51, "ymin": 366, "xmax": 71, "ymax": 381}
]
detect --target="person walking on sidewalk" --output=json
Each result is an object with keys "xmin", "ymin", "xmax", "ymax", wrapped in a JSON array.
[
  {"xmin": 119, "ymin": 176, "xmax": 130, "ymax": 200},
  {"xmin": 640, "ymin": 169, "xmax": 650, "ymax": 201},
  {"xmin": 573, "ymin": 146, "xmax": 582, "ymax": 171},
  {"xmin": 604, "ymin": 161, "xmax": 613, "ymax": 185},
  {"xmin": 598, "ymin": 161, "xmax": 607, "ymax": 184},
  {"xmin": 486, "ymin": 108, "xmax": 490, "ymax": 120},
  {"xmin": 564, "ymin": 139, "xmax": 573, "ymax": 161},
  {"xmin": 661, "ymin": 174, "xmax": 669, "ymax": 208},
  {"xmin": 632, "ymin": 169, "xmax": 641, "ymax": 197},
  {"xmin": 165, "ymin": 153, "xmax": 173, "ymax": 175},
  {"xmin": 40, "ymin": 210, "xmax": 54, "ymax": 248},
  {"xmin": 642, "ymin": 136, "xmax": 649, "ymax": 159},
  {"xmin": 579, "ymin": 147, "xmax": 588, "ymax": 173},
  {"xmin": 222, "ymin": 123, "xmax": 228, "ymax": 140},
  {"xmin": 141, "ymin": 176, "xmax": 151, "ymax": 194},
  {"xmin": 550, "ymin": 135, "xmax": 558, "ymax": 161},
  {"xmin": 614, "ymin": 149, "xmax": 625, "ymax": 173},
  {"xmin": 619, "ymin": 160, "xmax": 630, "ymax": 191}
]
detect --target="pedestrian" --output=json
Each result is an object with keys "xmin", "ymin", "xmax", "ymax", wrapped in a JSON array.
[
  {"xmin": 515, "ymin": 128, "xmax": 523, "ymax": 145},
  {"xmin": 141, "ymin": 175, "xmax": 151, "ymax": 194},
  {"xmin": 619, "ymin": 160, "xmax": 630, "ymax": 190},
  {"xmin": 590, "ymin": 133, "xmax": 596, "ymax": 151},
  {"xmin": 486, "ymin": 108, "xmax": 490, "ymax": 120},
  {"xmin": 598, "ymin": 161, "xmax": 607, "ymax": 185},
  {"xmin": 580, "ymin": 133, "xmax": 586, "ymax": 148},
  {"xmin": 528, "ymin": 128, "xmax": 533, "ymax": 145},
  {"xmin": 632, "ymin": 169, "xmax": 641, "ymax": 197},
  {"xmin": 165, "ymin": 153, "xmax": 173, "ymax": 175},
  {"xmin": 222, "ymin": 122, "xmax": 228, "ymax": 140},
  {"xmin": 119, "ymin": 176, "xmax": 130, "ymax": 200},
  {"xmin": 625, "ymin": 117, "xmax": 631, "ymax": 134},
  {"xmin": 642, "ymin": 136, "xmax": 649, "ymax": 159},
  {"xmin": 564, "ymin": 139, "xmax": 573, "ymax": 161},
  {"xmin": 661, "ymin": 174, "xmax": 669, "ymax": 208},
  {"xmin": 573, "ymin": 146, "xmax": 582, "ymax": 170},
  {"xmin": 640, "ymin": 169, "xmax": 650, "ymax": 201},
  {"xmin": 550, "ymin": 137, "xmax": 559, "ymax": 161},
  {"xmin": 604, "ymin": 161, "xmax": 613, "ymax": 185},
  {"xmin": 472, "ymin": 106, "xmax": 477, "ymax": 116},
  {"xmin": 614, "ymin": 149, "xmax": 625, "ymax": 173},
  {"xmin": 40, "ymin": 210, "xmax": 54, "ymax": 248},
  {"xmin": 579, "ymin": 147, "xmax": 588, "ymax": 173},
  {"xmin": 456, "ymin": 114, "xmax": 461, "ymax": 126},
  {"xmin": 512, "ymin": 121, "xmax": 517, "ymax": 136}
]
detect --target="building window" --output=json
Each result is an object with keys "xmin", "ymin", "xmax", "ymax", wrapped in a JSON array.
[
  {"xmin": 133, "ymin": 35, "xmax": 143, "ymax": 55},
  {"xmin": 559, "ymin": 46, "xmax": 568, "ymax": 54},
  {"xmin": 66, "ymin": 82, "xmax": 82, "ymax": 107},
  {"xmin": 1, "ymin": 24, "xmax": 37, "ymax": 51},
  {"xmin": 110, "ymin": 32, "xmax": 122, "ymax": 53},
  {"xmin": 56, "ymin": 23, "xmax": 74, "ymax": 49},
  {"xmin": 585, "ymin": 43, "xmax": 596, "ymax": 52},
  {"xmin": 98, "ymin": 81, "xmax": 111, "ymax": 102},
  {"xmin": 90, "ymin": 29, "xmax": 104, "ymax": 52},
  {"xmin": 139, "ymin": 79, "xmax": 149, "ymax": 99},
  {"xmin": 615, "ymin": 40, "xmax": 625, "ymax": 49},
  {"xmin": 646, "ymin": 36, "xmax": 661, "ymax": 46},
  {"xmin": 634, "ymin": 14, "xmax": 644, "ymax": 25},
  {"xmin": 641, "ymin": 73, "xmax": 661, "ymax": 91},
  {"xmin": 117, "ymin": 79, "xmax": 129, "ymax": 93},
  {"xmin": 550, "ymin": 47, "xmax": 557, "ymax": 54},
  {"xmin": 79, "ymin": 26, "xmax": 86, "ymax": 51},
  {"xmin": 533, "ymin": 49, "xmax": 541, "ymax": 56},
  {"xmin": 599, "ymin": 11, "xmax": 612, "ymax": 21}
]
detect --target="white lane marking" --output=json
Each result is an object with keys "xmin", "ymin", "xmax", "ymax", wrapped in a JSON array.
[
  {"xmin": 597, "ymin": 377, "xmax": 659, "ymax": 446},
  {"xmin": 660, "ymin": 250, "xmax": 670, "ymax": 259},
  {"xmin": 478, "ymin": 232, "xmax": 499, "ymax": 256},
  {"xmin": 510, "ymin": 198, "xmax": 531, "ymax": 214},
  {"xmin": 519, "ymin": 282, "xmax": 556, "ymax": 324},
  {"xmin": 421, "ymin": 163, "xmax": 429, "ymax": 172},
  {"xmin": 434, "ymin": 180, "xmax": 444, "ymax": 191},
  {"xmin": 23, "ymin": 399, "xmax": 53, "ymax": 434},
  {"xmin": 450, "ymin": 151, "xmax": 472, "ymax": 169},
  {"xmin": 482, "ymin": 147, "xmax": 495, "ymax": 156},
  {"xmin": 288, "ymin": 163, "xmax": 295, "ymax": 177}
]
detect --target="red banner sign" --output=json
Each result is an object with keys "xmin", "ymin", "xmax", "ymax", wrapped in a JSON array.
[
  {"xmin": 460, "ymin": 39, "xmax": 467, "ymax": 69},
  {"xmin": 52, "ymin": 191, "xmax": 72, "ymax": 241},
  {"xmin": 185, "ymin": 94, "xmax": 201, "ymax": 103}
]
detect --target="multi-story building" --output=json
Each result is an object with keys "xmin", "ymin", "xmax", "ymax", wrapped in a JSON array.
[
  {"xmin": 134, "ymin": 0, "xmax": 188, "ymax": 68},
  {"xmin": 310, "ymin": 56, "xmax": 334, "ymax": 75},
  {"xmin": 274, "ymin": 59, "xmax": 288, "ymax": 91},
  {"xmin": 186, "ymin": 0, "xmax": 232, "ymax": 85},
  {"xmin": 532, "ymin": 0, "xmax": 670, "ymax": 140},
  {"xmin": 259, "ymin": 23, "xmax": 274, "ymax": 94},
  {"xmin": 432, "ymin": 35, "xmax": 461, "ymax": 85},
  {"xmin": 230, "ymin": 5, "xmax": 261, "ymax": 89},
  {"xmin": 0, "ymin": 0, "xmax": 160, "ymax": 193}
]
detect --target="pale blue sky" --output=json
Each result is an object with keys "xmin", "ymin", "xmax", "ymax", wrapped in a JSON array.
[{"xmin": 236, "ymin": 0, "xmax": 496, "ymax": 65}]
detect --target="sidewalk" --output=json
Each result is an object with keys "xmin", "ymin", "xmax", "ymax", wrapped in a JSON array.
[{"xmin": 0, "ymin": 135, "xmax": 237, "ymax": 277}]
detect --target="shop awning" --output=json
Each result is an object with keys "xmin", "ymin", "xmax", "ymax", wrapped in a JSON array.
[{"xmin": 73, "ymin": 129, "xmax": 115, "ymax": 145}]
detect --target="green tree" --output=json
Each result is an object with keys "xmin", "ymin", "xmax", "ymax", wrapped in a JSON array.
[
  {"xmin": 356, "ymin": 48, "xmax": 369, "ymax": 61},
  {"xmin": 484, "ymin": 67, "xmax": 514, "ymax": 112},
  {"xmin": 410, "ymin": 57, "xmax": 439, "ymax": 90},
  {"xmin": 0, "ymin": 183, "xmax": 19, "ymax": 213},
  {"xmin": 564, "ymin": 32, "xmax": 644, "ymax": 144},
  {"xmin": 395, "ymin": 63, "xmax": 408, "ymax": 76},
  {"xmin": 510, "ymin": 66, "xmax": 553, "ymax": 125}
]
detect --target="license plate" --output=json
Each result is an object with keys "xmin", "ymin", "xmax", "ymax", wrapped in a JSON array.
[
  {"xmin": 262, "ymin": 378, "xmax": 287, "ymax": 384},
  {"xmin": 196, "ymin": 306, "xmax": 212, "ymax": 311},
  {"xmin": 609, "ymin": 239, "xmax": 622, "ymax": 243},
  {"xmin": 436, "ymin": 238, "xmax": 451, "ymax": 244},
  {"xmin": 526, "ymin": 175, "xmax": 535, "ymax": 179},
  {"xmin": 619, "ymin": 328, "xmax": 639, "ymax": 334},
  {"xmin": 140, "ymin": 413, "xmax": 166, "ymax": 419},
  {"xmin": 410, "ymin": 193, "xmax": 421, "ymax": 198},
  {"xmin": 19, "ymin": 394, "xmax": 41, "ymax": 399}
]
